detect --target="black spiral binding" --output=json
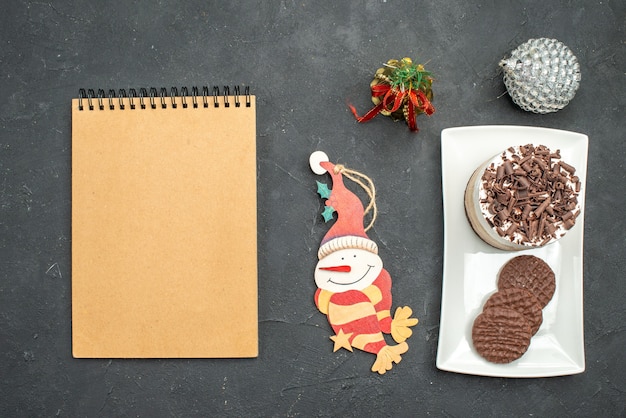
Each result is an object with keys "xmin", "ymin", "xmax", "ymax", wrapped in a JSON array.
[{"xmin": 77, "ymin": 86, "xmax": 251, "ymax": 111}]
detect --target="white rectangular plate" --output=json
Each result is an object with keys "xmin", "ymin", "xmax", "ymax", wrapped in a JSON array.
[{"xmin": 437, "ymin": 125, "xmax": 587, "ymax": 377}]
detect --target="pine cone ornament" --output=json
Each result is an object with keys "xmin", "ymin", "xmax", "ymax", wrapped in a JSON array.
[{"xmin": 500, "ymin": 38, "xmax": 581, "ymax": 114}]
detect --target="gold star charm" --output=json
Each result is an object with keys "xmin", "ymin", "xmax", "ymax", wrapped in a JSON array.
[{"xmin": 330, "ymin": 329, "xmax": 353, "ymax": 352}]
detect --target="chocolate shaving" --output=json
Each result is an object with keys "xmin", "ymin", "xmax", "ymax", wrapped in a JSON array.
[
  {"xmin": 479, "ymin": 144, "xmax": 581, "ymax": 246},
  {"xmin": 554, "ymin": 189, "xmax": 562, "ymax": 202},
  {"xmin": 533, "ymin": 157, "xmax": 548, "ymax": 171},
  {"xmin": 503, "ymin": 160, "xmax": 514, "ymax": 176},
  {"xmin": 533, "ymin": 196, "xmax": 551, "ymax": 218},
  {"xmin": 497, "ymin": 208, "xmax": 510, "ymax": 222},
  {"xmin": 505, "ymin": 223, "xmax": 518, "ymax": 236},
  {"xmin": 496, "ymin": 165, "xmax": 505, "ymax": 181},
  {"xmin": 517, "ymin": 176, "xmax": 531, "ymax": 189},
  {"xmin": 538, "ymin": 213, "xmax": 546, "ymax": 237},
  {"xmin": 540, "ymin": 235, "xmax": 553, "ymax": 246},
  {"xmin": 559, "ymin": 161, "xmax": 576, "ymax": 175}
]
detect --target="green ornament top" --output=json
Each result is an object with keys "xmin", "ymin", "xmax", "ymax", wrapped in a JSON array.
[{"xmin": 384, "ymin": 57, "xmax": 433, "ymax": 93}]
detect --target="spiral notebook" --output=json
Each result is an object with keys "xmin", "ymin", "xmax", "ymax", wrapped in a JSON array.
[{"xmin": 71, "ymin": 86, "xmax": 257, "ymax": 358}]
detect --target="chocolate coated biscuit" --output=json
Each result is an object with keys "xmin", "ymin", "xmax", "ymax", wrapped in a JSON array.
[
  {"xmin": 498, "ymin": 255, "xmax": 556, "ymax": 308},
  {"xmin": 472, "ymin": 307, "xmax": 532, "ymax": 364},
  {"xmin": 483, "ymin": 288, "xmax": 543, "ymax": 335}
]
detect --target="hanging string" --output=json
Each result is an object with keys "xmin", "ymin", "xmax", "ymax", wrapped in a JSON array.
[{"xmin": 333, "ymin": 164, "xmax": 378, "ymax": 232}]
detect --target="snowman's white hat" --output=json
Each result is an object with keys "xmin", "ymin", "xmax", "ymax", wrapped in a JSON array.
[{"xmin": 318, "ymin": 235, "xmax": 378, "ymax": 260}]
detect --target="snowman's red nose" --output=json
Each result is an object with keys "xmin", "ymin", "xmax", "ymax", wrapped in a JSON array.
[{"xmin": 319, "ymin": 265, "xmax": 351, "ymax": 272}]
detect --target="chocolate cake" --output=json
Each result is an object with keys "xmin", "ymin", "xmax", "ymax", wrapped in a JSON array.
[{"xmin": 465, "ymin": 144, "xmax": 581, "ymax": 250}]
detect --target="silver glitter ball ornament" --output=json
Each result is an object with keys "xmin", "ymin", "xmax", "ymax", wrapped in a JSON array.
[{"xmin": 500, "ymin": 38, "xmax": 581, "ymax": 114}]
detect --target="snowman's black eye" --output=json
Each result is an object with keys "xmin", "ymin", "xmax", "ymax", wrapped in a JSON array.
[{"xmin": 353, "ymin": 254, "xmax": 357, "ymax": 258}]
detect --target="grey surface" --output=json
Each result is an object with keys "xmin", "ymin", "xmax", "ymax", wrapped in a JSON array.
[{"xmin": 1, "ymin": 0, "xmax": 625, "ymax": 416}]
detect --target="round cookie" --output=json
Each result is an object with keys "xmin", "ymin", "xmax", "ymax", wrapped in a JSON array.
[
  {"xmin": 483, "ymin": 288, "xmax": 543, "ymax": 335},
  {"xmin": 497, "ymin": 255, "xmax": 556, "ymax": 308},
  {"xmin": 472, "ymin": 307, "xmax": 532, "ymax": 364}
]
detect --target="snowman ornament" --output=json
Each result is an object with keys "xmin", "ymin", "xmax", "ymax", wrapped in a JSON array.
[{"xmin": 309, "ymin": 151, "xmax": 418, "ymax": 374}]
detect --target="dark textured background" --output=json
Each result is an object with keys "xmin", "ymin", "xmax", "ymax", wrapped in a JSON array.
[{"xmin": 1, "ymin": 1, "xmax": 624, "ymax": 416}]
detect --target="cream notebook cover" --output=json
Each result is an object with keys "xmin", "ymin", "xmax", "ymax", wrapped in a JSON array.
[{"xmin": 71, "ymin": 87, "xmax": 257, "ymax": 358}]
